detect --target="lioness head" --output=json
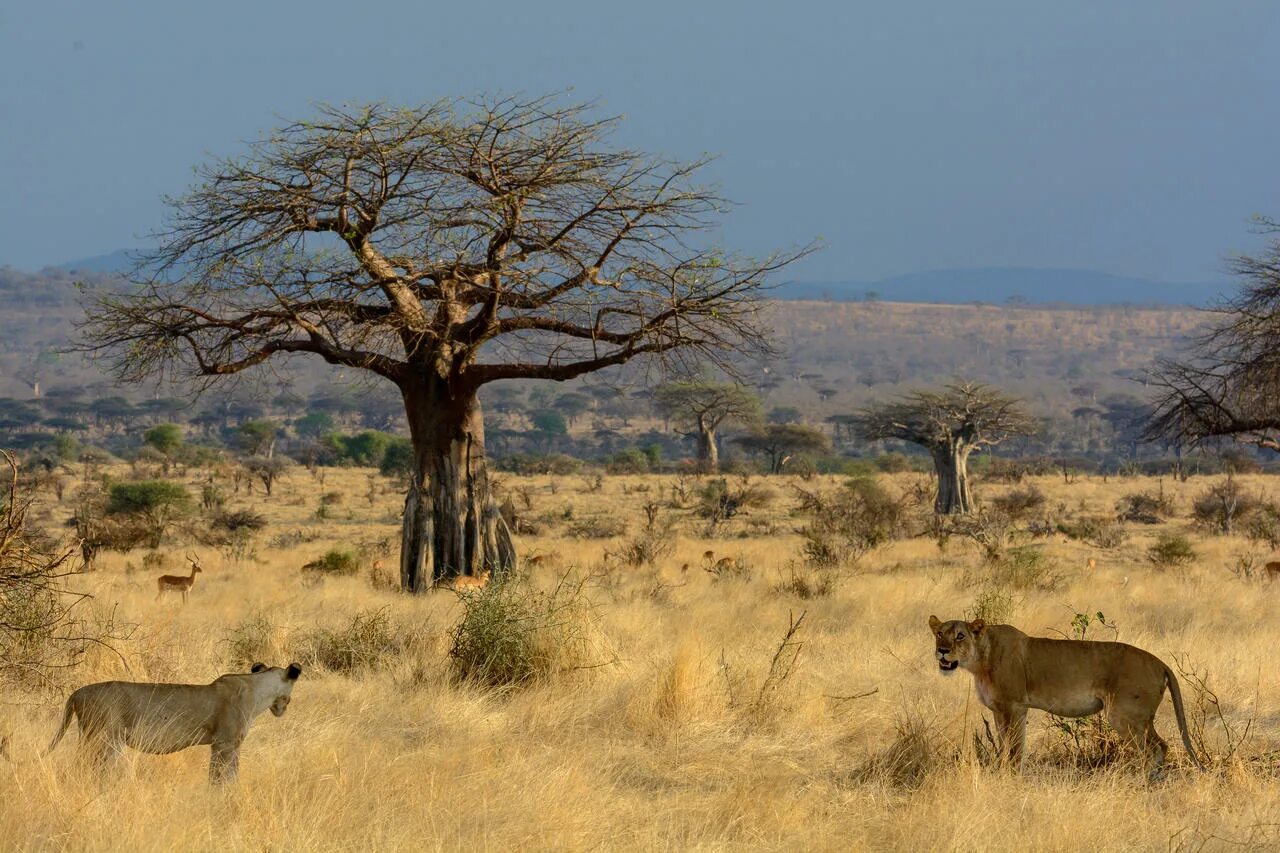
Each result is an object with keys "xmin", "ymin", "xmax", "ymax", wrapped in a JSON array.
[
  {"xmin": 251, "ymin": 662, "xmax": 304, "ymax": 716},
  {"xmin": 928, "ymin": 616, "xmax": 985, "ymax": 675}
]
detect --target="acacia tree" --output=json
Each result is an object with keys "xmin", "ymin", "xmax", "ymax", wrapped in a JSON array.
[
  {"xmin": 732, "ymin": 423, "xmax": 829, "ymax": 474},
  {"xmin": 81, "ymin": 96, "xmax": 807, "ymax": 590},
  {"xmin": 1147, "ymin": 222, "xmax": 1280, "ymax": 451},
  {"xmin": 653, "ymin": 381, "xmax": 761, "ymax": 471},
  {"xmin": 853, "ymin": 382, "xmax": 1036, "ymax": 514}
]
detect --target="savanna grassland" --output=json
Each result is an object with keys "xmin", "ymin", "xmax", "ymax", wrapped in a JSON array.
[{"xmin": 3, "ymin": 465, "xmax": 1280, "ymax": 852}]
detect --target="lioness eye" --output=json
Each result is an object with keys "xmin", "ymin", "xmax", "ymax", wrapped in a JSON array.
[{"xmin": 956, "ymin": 633, "xmax": 965, "ymax": 640}]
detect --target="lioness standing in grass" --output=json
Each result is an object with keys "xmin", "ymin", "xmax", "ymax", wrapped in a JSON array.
[
  {"xmin": 46, "ymin": 662, "xmax": 302, "ymax": 783},
  {"xmin": 929, "ymin": 616, "xmax": 1203, "ymax": 778}
]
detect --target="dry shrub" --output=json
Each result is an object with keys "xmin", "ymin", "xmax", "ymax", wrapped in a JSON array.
[
  {"xmin": 1041, "ymin": 714, "xmax": 1119, "ymax": 771},
  {"xmin": 798, "ymin": 478, "xmax": 908, "ymax": 567},
  {"xmin": 992, "ymin": 485, "xmax": 1046, "ymax": 520},
  {"xmin": 1243, "ymin": 503, "xmax": 1280, "ymax": 550},
  {"xmin": 966, "ymin": 585, "xmax": 1017, "ymax": 624},
  {"xmin": 772, "ymin": 563, "xmax": 837, "ymax": 599},
  {"xmin": 448, "ymin": 574, "xmax": 613, "ymax": 688},
  {"xmin": 1191, "ymin": 476, "xmax": 1261, "ymax": 535},
  {"xmin": 1171, "ymin": 655, "xmax": 1258, "ymax": 768},
  {"xmin": 612, "ymin": 527, "xmax": 675, "ymax": 568},
  {"xmin": 1, "ymin": 451, "xmax": 126, "ymax": 687},
  {"xmin": 299, "ymin": 608, "xmax": 404, "ymax": 673},
  {"xmin": 695, "ymin": 476, "xmax": 775, "ymax": 524},
  {"xmin": 858, "ymin": 708, "xmax": 952, "ymax": 789},
  {"xmin": 225, "ymin": 612, "xmax": 286, "ymax": 668},
  {"xmin": 269, "ymin": 527, "xmax": 323, "ymax": 549},
  {"xmin": 1058, "ymin": 516, "xmax": 1127, "ymax": 549},
  {"xmin": 215, "ymin": 509, "xmax": 267, "ymax": 533},
  {"xmin": 566, "ymin": 514, "xmax": 627, "ymax": 539},
  {"xmin": 946, "ymin": 510, "xmax": 1014, "ymax": 561},
  {"xmin": 966, "ymin": 546, "xmax": 1063, "ymax": 592},
  {"xmin": 1116, "ymin": 490, "xmax": 1174, "ymax": 524}
]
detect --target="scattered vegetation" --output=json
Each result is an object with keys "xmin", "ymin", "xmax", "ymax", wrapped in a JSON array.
[
  {"xmin": 797, "ymin": 478, "xmax": 909, "ymax": 567},
  {"xmin": 448, "ymin": 574, "xmax": 611, "ymax": 688},
  {"xmin": 1147, "ymin": 531, "xmax": 1197, "ymax": 568},
  {"xmin": 299, "ymin": 608, "xmax": 404, "ymax": 674},
  {"xmin": 303, "ymin": 548, "xmax": 361, "ymax": 576}
]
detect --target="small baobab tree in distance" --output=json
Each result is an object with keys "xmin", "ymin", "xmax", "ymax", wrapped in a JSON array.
[
  {"xmin": 80, "ymin": 95, "xmax": 810, "ymax": 590},
  {"xmin": 853, "ymin": 382, "xmax": 1037, "ymax": 514},
  {"xmin": 653, "ymin": 381, "xmax": 762, "ymax": 472}
]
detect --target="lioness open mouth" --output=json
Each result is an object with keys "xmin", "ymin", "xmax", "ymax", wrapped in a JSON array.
[{"xmin": 939, "ymin": 659, "xmax": 958, "ymax": 671}]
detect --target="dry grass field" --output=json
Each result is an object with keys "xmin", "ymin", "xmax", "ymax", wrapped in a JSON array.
[{"xmin": 3, "ymin": 465, "xmax": 1280, "ymax": 851}]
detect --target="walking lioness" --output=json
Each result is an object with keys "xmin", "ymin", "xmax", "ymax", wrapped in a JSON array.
[
  {"xmin": 47, "ymin": 662, "xmax": 302, "ymax": 783},
  {"xmin": 929, "ymin": 616, "xmax": 1203, "ymax": 777}
]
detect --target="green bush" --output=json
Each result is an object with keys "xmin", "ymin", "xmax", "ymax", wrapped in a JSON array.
[
  {"xmin": 1147, "ymin": 532, "xmax": 1197, "ymax": 568},
  {"xmin": 448, "ymin": 576, "xmax": 610, "ymax": 687},
  {"xmin": 106, "ymin": 480, "xmax": 192, "ymax": 515},
  {"xmin": 303, "ymin": 548, "xmax": 361, "ymax": 576},
  {"xmin": 106, "ymin": 480, "xmax": 192, "ymax": 547},
  {"xmin": 380, "ymin": 437, "xmax": 415, "ymax": 477}
]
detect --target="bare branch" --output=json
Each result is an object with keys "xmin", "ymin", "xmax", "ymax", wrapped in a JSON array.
[{"xmin": 77, "ymin": 96, "xmax": 811, "ymax": 394}]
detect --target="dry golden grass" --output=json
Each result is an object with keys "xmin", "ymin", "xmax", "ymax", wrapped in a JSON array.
[{"xmin": 4, "ymin": 466, "xmax": 1280, "ymax": 851}]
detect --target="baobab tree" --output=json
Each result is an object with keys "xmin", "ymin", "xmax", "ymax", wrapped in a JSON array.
[
  {"xmin": 653, "ymin": 381, "xmax": 762, "ymax": 471},
  {"xmin": 853, "ymin": 382, "xmax": 1037, "ymax": 514},
  {"xmin": 1147, "ymin": 220, "xmax": 1280, "ymax": 452},
  {"xmin": 80, "ymin": 96, "xmax": 809, "ymax": 590}
]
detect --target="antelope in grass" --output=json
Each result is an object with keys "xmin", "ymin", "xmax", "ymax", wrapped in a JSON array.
[{"xmin": 157, "ymin": 553, "xmax": 203, "ymax": 603}]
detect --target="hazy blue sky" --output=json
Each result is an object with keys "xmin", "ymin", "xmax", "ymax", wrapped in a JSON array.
[{"xmin": 2, "ymin": 1, "xmax": 1277, "ymax": 281}]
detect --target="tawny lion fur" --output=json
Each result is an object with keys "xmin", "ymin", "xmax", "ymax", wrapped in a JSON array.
[
  {"xmin": 929, "ymin": 616, "xmax": 1203, "ymax": 777},
  {"xmin": 46, "ymin": 662, "xmax": 302, "ymax": 783}
]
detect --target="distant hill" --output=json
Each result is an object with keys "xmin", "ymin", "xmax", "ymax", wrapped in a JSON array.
[
  {"xmin": 55, "ymin": 249, "xmax": 138, "ymax": 275},
  {"xmin": 781, "ymin": 267, "xmax": 1229, "ymax": 307},
  {"xmin": 38, "ymin": 252, "xmax": 1231, "ymax": 308}
]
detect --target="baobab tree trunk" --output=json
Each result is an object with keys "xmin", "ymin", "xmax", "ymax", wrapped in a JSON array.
[
  {"xmin": 400, "ymin": 382, "xmax": 516, "ymax": 592},
  {"xmin": 931, "ymin": 444, "xmax": 975, "ymax": 515}
]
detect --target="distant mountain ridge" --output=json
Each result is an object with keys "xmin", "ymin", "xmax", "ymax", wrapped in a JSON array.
[
  {"xmin": 780, "ymin": 267, "xmax": 1229, "ymax": 307},
  {"xmin": 54, "ymin": 249, "xmax": 138, "ymax": 274},
  {"xmin": 40, "ymin": 252, "xmax": 1228, "ymax": 307}
]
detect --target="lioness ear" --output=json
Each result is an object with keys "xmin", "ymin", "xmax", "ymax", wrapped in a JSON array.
[
  {"xmin": 970, "ymin": 619, "xmax": 986, "ymax": 634},
  {"xmin": 286, "ymin": 663, "xmax": 303, "ymax": 681},
  {"xmin": 251, "ymin": 662, "xmax": 268, "ymax": 673},
  {"xmin": 928, "ymin": 615, "xmax": 942, "ymax": 633}
]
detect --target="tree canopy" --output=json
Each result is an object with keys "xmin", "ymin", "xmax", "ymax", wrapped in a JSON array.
[
  {"xmin": 1147, "ymin": 222, "xmax": 1280, "ymax": 451},
  {"xmin": 82, "ymin": 96, "xmax": 808, "ymax": 395},
  {"xmin": 853, "ymin": 382, "xmax": 1037, "ymax": 452},
  {"xmin": 853, "ymin": 382, "xmax": 1036, "ymax": 514}
]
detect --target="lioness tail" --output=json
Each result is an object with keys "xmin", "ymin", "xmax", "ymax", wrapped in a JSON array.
[
  {"xmin": 45, "ymin": 695, "xmax": 76, "ymax": 756},
  {"xmin": 1164, "ymin": 666, "xmax": 1206, "ymax": 771}
]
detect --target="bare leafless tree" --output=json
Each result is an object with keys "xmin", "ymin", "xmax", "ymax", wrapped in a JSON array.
[
  {"xmin": 78, "ymin": 95, "xmax": 811, "ymax": 590},
  {"xmin": 1, "ymin": 452, "xmax": 124, "ymax": 685},
  {"xmin": 852, "ymin": 382, "xmax": 1037, "ymax": 514},
  {"xmin": 1147, "ymin": 220, "xmax": 1280, "ymax": 452}
]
